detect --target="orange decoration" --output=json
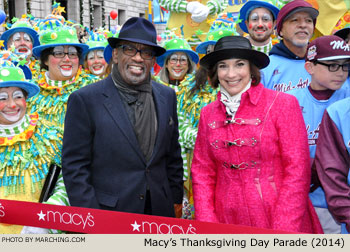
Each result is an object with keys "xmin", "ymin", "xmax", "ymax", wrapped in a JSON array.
[{"xmin": 343, "ymin": 14, "xmax": 350, "ymax": 22}]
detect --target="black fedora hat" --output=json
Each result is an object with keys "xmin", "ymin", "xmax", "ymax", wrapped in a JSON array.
[
  {"xmin": 200, "ymin": 36, "xmax": 270, "ymax": 70},
  {"xmin": 108, "ymin": 17, "xmax": 166, "ymax": 57}
]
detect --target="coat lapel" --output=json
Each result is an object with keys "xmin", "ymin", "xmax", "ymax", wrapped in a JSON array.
[
  {"xmin": 102, "ymin": 76, "xmax": 146, "ymax": 163},
  {"xmin": 149, "ymin": 82, "xmax": 167, "ymax": 164}
]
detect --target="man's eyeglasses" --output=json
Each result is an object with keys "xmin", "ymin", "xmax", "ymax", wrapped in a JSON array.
[
  {"xmin": 51, "ymin": 51, "xmax": 79, "ymax": 59},
  {"xmin": 315, "ymin": 60, "xmax": 350, "ymax": 72},
  {"xmin": 119, "ymin": 45, "xmax": 155, "ymax": 60}
]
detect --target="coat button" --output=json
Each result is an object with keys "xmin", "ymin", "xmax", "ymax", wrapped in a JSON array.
[{"xmin": 139, "ymin": 194, "xmax": 144, "ymax": 200}]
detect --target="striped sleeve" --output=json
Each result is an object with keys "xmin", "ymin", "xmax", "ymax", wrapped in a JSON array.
[
  {"xmin": 45, "ymin": 173, "xmax": 70, "ymax": 207},
  {"xmin": 45, "ymin": 173, "xmax": 70, "ymax": 234},
  {"xmin": 207, "ymin": 0, "xmax": 228, "ymax": 15},
  {"xmin": 178, "ymin": 112, "xmax": 198, "ymax": 180},
  {"xmin": 159, "ymin": 0, "xmax": 188, "ymax": 13},
  {"xmin": 178, "ymin": 113, "xmax": 198, "ymax": 150}
]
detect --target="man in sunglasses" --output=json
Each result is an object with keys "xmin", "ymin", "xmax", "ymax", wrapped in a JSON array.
[
  {"xmin": 287, "ymin": 35, "xmax": 350, "ymax": 233},
  {"xmin": 61, "ymin": 17, "xmax": 184, "ymax": 219}
]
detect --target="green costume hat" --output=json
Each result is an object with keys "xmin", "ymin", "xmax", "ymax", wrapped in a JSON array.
[
  {"xmin": 196, "ymin": 19, "xmax": 237, "ymax": 54},
  {"xmin": 156, "ymin": 37, "xmax": 199, "ymax": 67},
  {"xmin": 0, "ymin": 19, "xmax": 40, "ymax": 49},
  {"xmin": 32, "ymin": 19, "xmax": 88, "ymax": 59},
  {"xmin": 0, "ymin": 50, "xmax": 33, "ymax": 79},
  {"xmin": 85, "ymin": 32, "xmax": 108, "ymax": 53},
  {"xmin": 0, "ymin": 61, "xmax": 39, "ymax": 98}
]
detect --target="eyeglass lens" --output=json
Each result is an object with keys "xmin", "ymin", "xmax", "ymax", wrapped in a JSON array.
[
  {"xmin": 169, "ymin": 55, "xmax": 188, "ymax": 65},
  {"xmin": 120, "ymin": 45, "xmax": 154, "ymax": 59},
  {"xmin": 52, "ymin": 46, "xmax": 79, "ymax": 59},
  {"xmin": 317, "ymin": 61, "xmax": 350, "ymax": 72}
]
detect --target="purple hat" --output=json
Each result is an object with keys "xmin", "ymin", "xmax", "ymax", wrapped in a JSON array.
[
  {"xmin": 276, "ymin": 0, "xmax": 318, "ymax": 36},
  {"xmin": 306, "ymin": 35, "xmax": 350, "ymax": 62},
  {"xmin": 107, "ymin": 17, "xmax": 165, "ymax": 57}
]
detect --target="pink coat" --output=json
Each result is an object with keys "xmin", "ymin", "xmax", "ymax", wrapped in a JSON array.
[{"xmin": 192, "ymin": 84, "xmax": 323, "ymax": 233}]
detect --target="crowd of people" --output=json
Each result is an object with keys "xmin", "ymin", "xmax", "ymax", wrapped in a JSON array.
[{"xmin": 0, "ymin": 0, "xmax": 349, "ymax": 235}]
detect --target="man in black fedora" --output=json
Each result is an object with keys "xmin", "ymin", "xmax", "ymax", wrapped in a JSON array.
[{"xmin": 61, "ymin": 17, "xmax": 183, "ymax": 218}]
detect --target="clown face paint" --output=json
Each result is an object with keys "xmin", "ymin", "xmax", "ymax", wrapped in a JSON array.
[
  {"xmin": 8, "ymin": 32, "xmax": 33, "ymax": 59},
  {"xmin": 246, "ymin": 8, "xmax": 275, "ymax": 45},
  {"xmin": 0, "ymin": 87, "xmax": 26, "ymax": 125},
  {"xmin": 165, "ymin": 52, "xmax": 189, "ymax": 81},
  {"xmin": 86, "ymin": 50, "xmax": 107, "ymax": 76},
  {"xmin": 46, "ymin": 46, "xmax": 80, "ymax": 81}
]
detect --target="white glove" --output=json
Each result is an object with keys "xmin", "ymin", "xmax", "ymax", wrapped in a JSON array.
[
  {"xmin": 186, "ymin": 1, "xmax": 203, "ymax": 14},
  {"xmin": 186, "ymin": 2, "xmax": 210, "ymax": 23},
  {"xmin": 21, "ymin": 225, "xmax": 50, "ymax": 234}
]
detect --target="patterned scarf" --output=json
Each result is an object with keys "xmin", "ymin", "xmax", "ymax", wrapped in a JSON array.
[{"xmin": 220, "ymin": 80, "xmax": 252, "ymax": 118}]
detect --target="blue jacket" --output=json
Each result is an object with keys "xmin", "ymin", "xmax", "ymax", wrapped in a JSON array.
[
  {"xmin": 261, "ymin": 41, "xmax": 311, "ymax": 92},
  {"xmin": 287, "ymin": 87, "xmax": 350, "ymax": 209}
]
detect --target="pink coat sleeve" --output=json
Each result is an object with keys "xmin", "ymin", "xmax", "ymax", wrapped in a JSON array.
[
  {"xmin": 271, "ymin": 94, "xmax": 312, "ymax": 232},
  {"xmin": 191, "ymin": 106, "xmax": 219, "ymax": 223}
]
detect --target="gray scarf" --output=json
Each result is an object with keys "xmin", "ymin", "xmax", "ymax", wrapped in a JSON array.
[{"xmin": 111, "ymin": 64, "xmax": 157, "ymax": 162}]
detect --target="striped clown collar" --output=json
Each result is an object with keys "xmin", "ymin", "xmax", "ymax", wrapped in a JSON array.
[
  {"xmin": 0, "ymin": 113, "xmax": 30, "ymax": 138},
  {"xmin": 44, "ymin": 70, "xmax": 77, "ymax": 88}
]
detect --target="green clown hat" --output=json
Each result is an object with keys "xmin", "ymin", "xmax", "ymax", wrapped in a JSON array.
[
  {"xmin": 86, "ymin": 32, "xmax": 108, "ymax": 52},
  {"xmin": 0, "ymin": 19, "xmax": 40, "ymax": 49},
  {"xmin": 196, "ymin": 19, "xmax": 237, "ymax": 54},
  {"xmin": 156, "ymin": 37, "xmax": 199, "ymax": 67},
  {"xmin": 0, "ymin": 61, "xmax": 39, "ymax": 99},
  {"xmin": 0, "ymin": 50, "xmax": 33, "ymax": 79},
  {"xmin": 32, "ymin": 19, "xmax": 88, "ymax": 59}
]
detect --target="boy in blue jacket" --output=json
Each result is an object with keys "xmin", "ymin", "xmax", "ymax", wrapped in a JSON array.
[{"xmin": 287, "ymin": 35, "xmax": 350, "ymax": 233}]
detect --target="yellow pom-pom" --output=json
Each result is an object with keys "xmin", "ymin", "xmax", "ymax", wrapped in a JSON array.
[{"xmin": 51, "ymin": 33, "xmax": 58, "ymax": 40}]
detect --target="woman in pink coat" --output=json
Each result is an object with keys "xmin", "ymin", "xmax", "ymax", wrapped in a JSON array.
[{"xmin": 191, "ymin": 36, "xmax": 323, "ymax": 233}]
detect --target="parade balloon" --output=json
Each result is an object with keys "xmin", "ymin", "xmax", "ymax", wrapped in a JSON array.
[
  {"xmin": 0, "ymin": 10, "xmax": 6, "ymax": 24},
  {"xmin": 110, "ymin": 10, "xmax": 118, "ymax": 20}
]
